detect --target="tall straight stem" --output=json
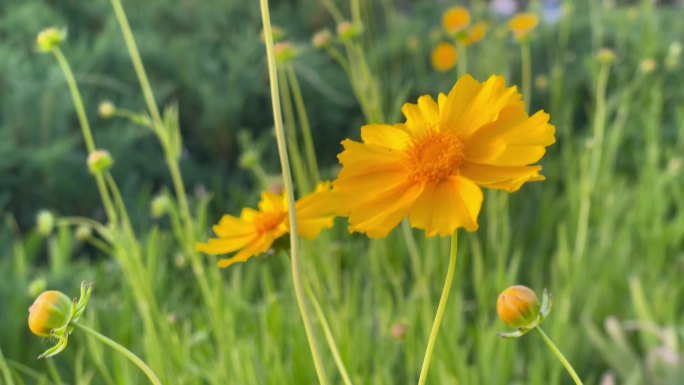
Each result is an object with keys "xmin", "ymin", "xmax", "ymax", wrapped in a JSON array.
[
  {"xmin": 521, "ymin": 42, "xmax": 532, "ymax": 111},
  {"xmin": 74, "ymin": 323, "xmax": 162, "ymax": 385},
  {"xmin": 417, "ymin": 233, "xmax": 459, "ymax": 385},
  {"xmin": 286, "ymin": 64, "xmax": 320, "ymax": 185},
  {"xmin": 534, "ymin": 327, "xmax": 583, "ymax": 385},
  {"xmin": 260, "ymin": 1, "xmax": 329, "ymax": 384}
]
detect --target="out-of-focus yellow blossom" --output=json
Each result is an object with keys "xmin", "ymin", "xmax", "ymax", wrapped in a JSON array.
[{"xmin": 431, "ymin": 43, "xmax": 457, "ymax": 72}]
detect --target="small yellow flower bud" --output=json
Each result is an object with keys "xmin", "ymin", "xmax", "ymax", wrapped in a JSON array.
[
  {"xmin": 274, "ymin": 42, "xmax": 297, "ymax": 63},
  {"xmin": 596, "ymin": 48, "xmax": 616, "ymax": 65},
  {"xmin": 36, "ymin": 27, "xmax": 66, "ymax": 53},
  {"xmin": 337, "ymin": 21, "xmax": 363, "ymax": 41},
  {"xmin": 28, "ymin": 291, "xmax": 73, "ymax": 337},
  {"xmin": 98, "ymin": 101, "xmax": 115, "ymax": 119},
  {"xmin": 312, "ymin": 29, "xmax": 333, "ymax": 49},
  {"xmin": 535, "ymin": 74, "xmax": 549, "ymax": 91},
  {"xmin": 36, "ymin": 210, "xmax": 55, "ymax": 237},
  {"xmin": 639, "ymin": 59, "xmax": 657, "ymax": 74},
  {"xmin": 497, "ymin": 285, "xmax": 541, "ymax": 329},
  {"xmin": 87, "ymin": 150, "xmax": 114, "ymax": 174}
]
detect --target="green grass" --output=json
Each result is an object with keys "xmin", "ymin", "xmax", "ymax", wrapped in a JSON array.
[{"xmin": 2, "ymin": 0, "xmax": 684, "ymax": 384}]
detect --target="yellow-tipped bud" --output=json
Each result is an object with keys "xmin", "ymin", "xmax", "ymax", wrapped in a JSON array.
[
  {"xmin": 260, "ymin": 25, "xmax": 286, "ymax": 43},
  {"xmin": 36, "ymin": 27, "xmax": 66, "ymax": 53},
  {"xmin": 639, "ymin": 58, "xmax": 657, "ymax": 74},
  {"xmin": 337, "ymin": 21, "xmax": 363, "ymax": 41},
  {"xmin": 390, "ymin": 322, "xmax": 407, "ymax": 341},
  {"xmin": 312, "ymin": 29, "xmax": 333, "ymax": 49},
  {"xmin": 87, "ymin": 150, "xmax": 114, "ymax": 174},
  {"xmin": 98, "ymin": 101, "xmax": 115, "ymax": 119},
  {"xmin": 596, "ymin": 48, "xmax": 616, "ymax": 65},
  {"xmin": 497, "ymin": 285, "xmax": 541, "ymax": 329},
  {"xmin": 274, "ymin": 42, "xmax": 297, "ymax": 63},
  {"xmin": 28, "ymin": 291, "xmax": 72, "ymax": 337}
]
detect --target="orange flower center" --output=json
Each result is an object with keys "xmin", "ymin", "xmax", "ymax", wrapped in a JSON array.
[
  {"xmin": 405, "ymin": 131, "xmax": 465, "ymax": 182},
  {"xmin": 254, "ymin": 211, "xmax": 287, "ymax": 234}
]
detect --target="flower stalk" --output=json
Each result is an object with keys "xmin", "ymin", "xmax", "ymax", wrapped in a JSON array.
[
  {"xmin": 260, "ymin": 0, "xmax": 329, "ymax": 384},
  {"xmin": 417, "ymin": 232, "xmax": 458, "ymax": 385}
]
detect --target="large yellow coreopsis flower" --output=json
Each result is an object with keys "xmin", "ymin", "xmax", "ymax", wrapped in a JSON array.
[
  {"xmin": 197, "ymin": 183, "xmax": 335, "ymax": 268},
  {"xmin": 333, "ymin": 75, "xmax": 555, "ymax": 238}
]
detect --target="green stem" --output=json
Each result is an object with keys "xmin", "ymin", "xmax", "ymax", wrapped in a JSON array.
[
  {"xmin": 417, "ymin": 232, "xmax": 459, "ymax": 385},
  {"xmin": 45, "ymin": 359, "xmax": 63, "ymax": 385},
  {"xmin": 286, "ymin": 64, "xmax": 321, "ymax": 185},
  {"xmin": 534, "ymin": 327, "xmax": 584, "ymax": 385},
  {"xmin": 74, "ymin": 323, "xmax": 162, "ymax": 385},
  {"xmin": 573, "ymin": 62, "xmax": 610, "ymax": 262},
  {"xmin": 457, "ymin": 44, "xmax": 468, "ymax": 78},
  {"xmin": 260, "ymin": 1, "xmax": 329, "ymax": 384},
  {"xmin": 0, "ymin": 345, "xmax": 16, "ymax": 385},
  {"xmin": 278, "ymin": 66, "xmax": 310, "ymax": 194},
  {"xmin": 51, "ymin": 48, "xmax": 118, "ymax": 226},
  {"xmin": 521, "ymin": 42, "xmax": 532, "ymax": 111},
  {"xmin": 304, "ymin": 282, "xmax": 353, "ymax": 385}
]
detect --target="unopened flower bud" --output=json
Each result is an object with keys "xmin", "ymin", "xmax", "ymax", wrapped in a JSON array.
[
  {"xmin": 87, "ymin": 150, "xmax": 114, "ymax": 174},
  {"xmin": 98, "ymin": 101, "xmax": 115, "ymax": 119},
  {"xmin": 27, "ymin": 278, "xmax": 48, "ymax": 298},
  {"xmin": 150, "ymin": 194, "xmax": 171, "ymax": 218},
  {"xmin": 28, "ymin": 291, "xmax": 73, "ymax": 337},
  {"xmin": 390, "ymin": 322, "xmax": 407, "ymax": 341},
  {"xmin": 36, "ymin": 27, "xmax": 66, "ymax": 53},
  {"xmin": 639, "ymin": 58, "xmax": 657, "ymax": 74},
  {"xmin": 497, "ymin": 285, "xmax": 541, "ymax": 328},
  {"xmin": 274, "ymin": 42, "xmax": 297, "ymax": 63},
  {"xmin": 337, "ymin": 21, "xmax": 363, "ymax": 41},
  {"xmin": 260, "ymin": 25, "xmax": 286, "ymax": 43},
  {"xmin": 596, "ymin": 48, "xmax": 616, "ymax": 65},
  {"xmin": 75, "ymin": 225, "xmax": 92, "ymax": 241},
  {"xmin": 312, "ymin": 29, "xmax": 333, "ymax": 49},
  {"xmin": 36, "ymin": 210, "xmax": 55, "ymax": 237}
]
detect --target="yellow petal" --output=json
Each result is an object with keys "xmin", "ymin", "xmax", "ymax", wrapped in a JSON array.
[
  {"xmin": 360, "ymin": 124, "xmax": 411, "ymax": 150},
  {"xmin": 409, "ymin": 176, "xmax": 482, "ymax": 235},
  {"xmin": 337, "ymin": 139, "xmax": 405, "ymax": 178},
  {"xmin": 348, "ymin": 182, "xmax": 424, "ymax": 238},
  {"xmin": 438, "ymin": 75, "xmax": 482, "ymax": 131},
  {"xmin": 460, "ymin": 162, "xmax": 543, "ymax": 192}
]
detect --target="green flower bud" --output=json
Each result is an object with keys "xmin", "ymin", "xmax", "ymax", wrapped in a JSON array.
[
  {"xmin": 87, "ymin": 150, "xmax": 114, "ymax": 174},
  {"xmin": 36, "ymin": 27, "xmax": 66, "ymax": 53},
  {"xmin": 27, "ymin": 277, "xmax": 48, "ymax": 298},
  {"xmin": 596, "ymin": 48, "xmax": 616, "ymax": 65},
  {"xmin": 150, "ymin": 194, "xmax": 171, "ymax": 218},
  {"xmin": 274, "ymin": 42, "xmax": 297, "ymax": 63},
  {"xmin": 337, "ymin": 21, "xmax": 363, "ymax": 41},
  {"xmin": 36, "ymin": 210, "xmax": 55, "ymax": 237},
  {"xmin": 75, "ymin": 225, "xmax": 92, "ymax": 241},
  {"xmin": 98, "ymin": 101, "xmax": 115, "ymax": 119},
  {"xmin": 312, "ymin": 29, "xmax": 333, "ymax": 49}
]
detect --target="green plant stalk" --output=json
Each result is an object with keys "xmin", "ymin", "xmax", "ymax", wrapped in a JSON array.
[
  {"xmin": 305, "ymin": 282, "xmax": 353, "ymax": 385},
  {"xmin": 74, "ymin": 323, "xmax": 162, "ymax": 385},
  {"xmin": 534, "ymin": 327, "xmax": 584, "ymax": 385},
  {"xmin": 279, "ymin": 66, "xmax": 311, "ymax": 194},
  {"xmin": 521, "ymin": 42, "xmax": 532, "ymax": 111},
  {"xmin": 417, "ymin": 233, "xmax": 459, "ymax": 385},
  {"xmin": 286, "ymin": 64, "xmax": 321, "ymax": 185},
  {"xmin": 51, "ymin": 48, "xmax": 118, "ymax": 225},
  {"xmin": 457, "ymin": 45, "xmax": 468, "ymax": 78},
  {"xmin": 45, "ymin": 359, "xmax": 63, "ymax": 385},
  {"xmin": 573, "ymin": 62, "xmax": 610, "ymax": 262},
  {"xmin": 260, "ymin": 1, "xmax": 329, "ymax": 384},
  {"xmin": 108, "ymin": 0, "xmax": 193, "ymax": 237},
  {"xmin": 0, "ymin": 345, "xmax": 16, "ymax": 385}
]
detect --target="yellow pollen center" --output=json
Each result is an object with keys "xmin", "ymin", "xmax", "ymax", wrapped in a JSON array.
[
  {"xmin": 405, "ymin": 131, "xmax": 465, "ymax": 182},
  {"xmin": 255, "ymin": 211, "xmax": 286, "ymax": 234}
]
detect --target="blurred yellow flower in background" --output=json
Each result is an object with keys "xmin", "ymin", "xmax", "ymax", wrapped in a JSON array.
[
  {"xmin": 442, "ymin": 7, "xmax": 471, "ymax": 34},
  {"xmin": 197, "ymin": 183, "xmax": 335, "ymax": 268},
  {"xmin": 431, "ymin": 43, "xmax": 458, "ymax": 72},
  {"xmin": 332, "ymin": 75, "xmax": 555, "ymax": 238},
  {"xmin": 463, "ymin": 22, "xmax": 488, "ymax": 46},
  {"xmin": 509, "ymin": 13, "xmax": 539, "ymax": 41}
]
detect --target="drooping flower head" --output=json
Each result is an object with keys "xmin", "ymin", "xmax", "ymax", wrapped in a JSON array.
[
  {"xmin": 508, "ymin": 13, "xmax": 539, "ymax": 42},
  {"xmin": 462, "ymin": 22, "xmax": 488, "ymax": 47},
  {"xmin": 332, "ymin": 75, "xmax": 555, "ymax": 238},
  {"xmin": 196, "ymin": 183, "xmax": 335, "ymax": 268},
  {"xmin": 431, "ymin": 43, "xmax": 457, "ymax": 72}
]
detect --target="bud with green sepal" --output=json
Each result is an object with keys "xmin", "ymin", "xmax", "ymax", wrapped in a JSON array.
[{"xmin": 87, "ymin": 150, "xmax": 114, "ymax": 174}]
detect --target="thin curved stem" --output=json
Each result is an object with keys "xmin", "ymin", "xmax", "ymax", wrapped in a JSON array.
[
  {"xmin": 74, "ymin": 323, "xmax": 162, "ymax": 385},
  {"xmin": 260, "ymin": 1, "xmax": 329, "ymax": 384},
  {"xmin": 535, "ymin": 327, "xmax": 583, "ymax": 385},
  {"xmin": 417, "ymin": 233, "xmax": 459, "ymax": 385}
]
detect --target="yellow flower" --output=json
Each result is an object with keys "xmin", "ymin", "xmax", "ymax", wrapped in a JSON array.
[
  {"xmin": 196, "ymin": 183, "xmax": 335, "ymax": 268},
  {"xmin": 508, "ymin": 13, "xmax": 539, "ymax": 41},
  {"xmin": 442, "ymin": 7, "xmax": 471, "ymax": 34},
  {"xmin": 431, "ymin": 43, "xmax": 457, "ymax": 72},
  {"xmin": 332, "ymin": 75, "xmax": 555, "ymax": 238},
  {"xmin": 28, "ymin": 291, "xmax": 72, "ymax": 337},
  {"xmin": 462, "ymin": 22, "xmax": 488, "ymax": 46},
  {"xmin": 497, "ymin": 285, "xmax": 541, "ymax": 328}
]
